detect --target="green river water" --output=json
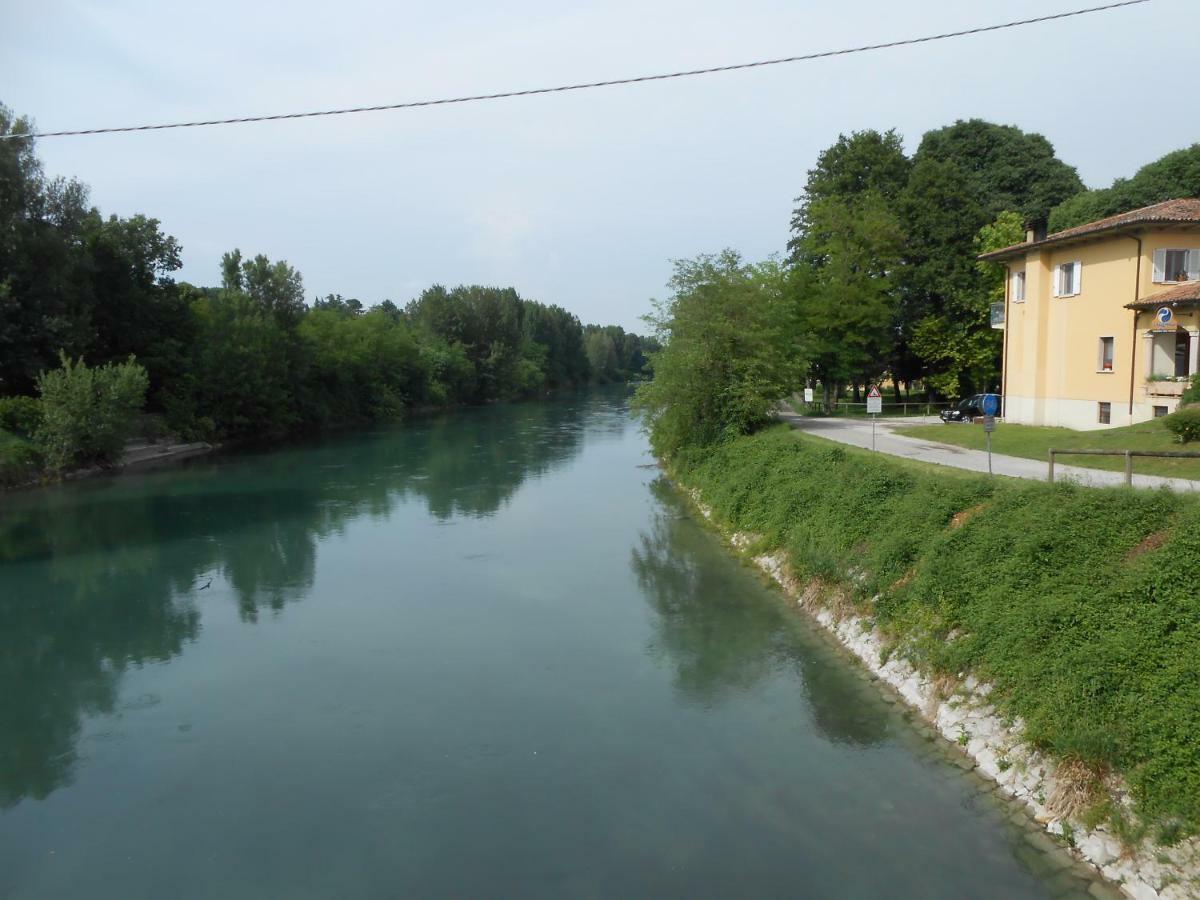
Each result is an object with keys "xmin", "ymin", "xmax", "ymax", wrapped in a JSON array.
[{"xmin": 0, "ymin": 389, "xmax": 1104, "ymax": 898}]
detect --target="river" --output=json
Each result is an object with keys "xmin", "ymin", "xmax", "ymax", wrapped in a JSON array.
[{"xmin": 0, "ymin": 389, "xmax": 1101, "ymax": 899}]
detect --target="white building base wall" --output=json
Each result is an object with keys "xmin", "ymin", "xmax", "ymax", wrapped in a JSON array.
[{"xmin": 1003, "ymin": 394, "xmax": 1176, "ymax": 430}]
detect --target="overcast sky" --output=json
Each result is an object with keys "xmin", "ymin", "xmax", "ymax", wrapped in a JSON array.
[{"xmin": 1, "ymin": 0, "xmax": 1193, "ymax": 331}]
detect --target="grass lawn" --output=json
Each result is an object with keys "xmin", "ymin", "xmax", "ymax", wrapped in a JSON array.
[{"xmin": 895, "ymin": 419, "xmax": 1200, "ymax": 481}]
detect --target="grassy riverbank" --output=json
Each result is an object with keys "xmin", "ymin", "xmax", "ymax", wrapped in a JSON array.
[
  {"xmin": 674, "ymin": 425, "xmax": 1200, "ymax": 842},
  {"xmin": 895, "ymin": 420, "xmax": 1200, "ymax": 481}
]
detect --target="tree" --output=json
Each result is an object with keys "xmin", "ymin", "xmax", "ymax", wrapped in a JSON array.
[
  {"xmin": 788, "ymin": 130, "xmax": 911, "ymax": 398},
  {"xmin": 220, "ymin": 249, "xmax": 306, "ymax": 327},
  {"xmin": 406, "ymin": 285, "xmax": 528, "ymax": 402},
  {"xmin": 634, "ymin": 251, "xmax": 804, "ymax": 457},
  {"xmin": 793, "ymin": 193, "xmax": 905, "ymax": 404},
  {"xmin": 787, "ymin": 129, "xmax": 911, "ymax": 263},
  {"xmin": 908, "ymin": 210, "xmax": 1024, "ymax": 398},
  {"xmin": 163, "ymin": 288, "xmax": 298, "ymax": 440},
  {"xmin": 898, "ymin": 121, "xmax": 1081, "ymax": 397},
  {"xmin": 35, "ymin": 354, "xmax": 149, "ymax": 471},
  {"xmin": 0, "ymin": 106, "xmax": 95, "ymax": 394},
  {"xmin": 82, "ymin": 213, "xmax": 190, "ymax": 404},
  {"xmin": 1048, "ymin": 144, "xmax": 1200, "ymax": 232},
  {"xmin": 913, "ymin": 119, "xmax": 1083, "ymax": 224}
]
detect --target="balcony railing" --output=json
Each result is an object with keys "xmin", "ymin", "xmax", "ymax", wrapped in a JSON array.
[{"xmin": 1146, "ymin": 379, "xmax": 1187, "ymax": 398}]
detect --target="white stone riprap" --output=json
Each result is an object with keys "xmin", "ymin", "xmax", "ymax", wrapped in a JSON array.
[{"xmin": 685, "ymin": 487, "xmax": 1200, "ymax": 900}]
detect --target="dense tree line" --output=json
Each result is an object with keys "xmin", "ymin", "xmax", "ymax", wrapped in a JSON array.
[
  {"xmin": 0, "ymin": 104, "xmax": 652, "ymax": 478},
  {"xmin": 788, "ymin": 123, "xmax": 1200, "ymax": 403},
  {"xmin": 1049, "ymin": 144, "xmax": 1200, "ymax": 232},
  {"xmin": 789, "ymin": 120, "xmax": 1084, "ymax": 400}
]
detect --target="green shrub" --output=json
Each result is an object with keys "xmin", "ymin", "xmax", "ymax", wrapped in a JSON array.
[
  {"xmin": 0, "ymin": 395, "xmax": 43, "ymax": 438},
  {"xmin": 1179, "ymin": 373, "xmax": 1200, "ymax": 406},
  {"xmin": 35, "ymin": 354, "xmax": 149, "ymax": 472},
  {"xmin": 1163, "ymin": 407, "xmax": 1200, "ymax": 444},
  {"xmin": 0, "ymin": 430, "xmax": 42, "ymax": 486}
]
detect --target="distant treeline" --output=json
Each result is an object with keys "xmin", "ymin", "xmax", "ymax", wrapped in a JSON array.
[{"xmin": 0, "ymin": 104, "xmax": 655, "ymax": 454}]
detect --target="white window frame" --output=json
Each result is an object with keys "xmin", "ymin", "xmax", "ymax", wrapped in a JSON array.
[
  {"xmin": 1152, "ymin": 248, "xmax": 1200, "ymax": 284},
  {"xmin": 1054, "ymin": 260, "xmax": 1082, "ymax": 297},
  {"xmin": 1098, "ymin": 336, "xmax": 1115, "ymax": 373},
  {"xmin": 1011, "ymin": 269, "xmax": 1026, "ymax": 303}
]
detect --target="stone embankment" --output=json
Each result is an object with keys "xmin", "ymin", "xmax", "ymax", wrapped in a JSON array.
[
  {"xmin": 686, "ymin": 488, "xmax": 1200, "ymax": 900},
  {"xmin": 119, "ymin": 440, "xmax": 213, "ymax": 470}
]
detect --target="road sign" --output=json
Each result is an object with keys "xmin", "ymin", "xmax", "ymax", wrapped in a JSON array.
[
  {"xmin": 866, "ymin": 385, "xmax": 882, "ymax": 416},
  {"xmin": 982, "ymin": 412, "xmax": 996, "ymax": 476},
  {"xmin": 982, "ymin": 394, "xmax": 999, "ymax": 416},
  {"xmin": 803, "ymin": 387, "xmax": 814, "ymax": 403}
]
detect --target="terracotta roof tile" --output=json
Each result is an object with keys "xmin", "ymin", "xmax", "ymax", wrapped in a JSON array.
[
  {"xmin": 980, "ymin": 198, "xmax": 1200, "ymax": 261},
  {"xmin": 1127, "ymin": 280, "xmax": 1200, "ymax": 310}
]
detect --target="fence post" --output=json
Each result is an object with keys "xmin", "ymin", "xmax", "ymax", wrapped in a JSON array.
[
  {"xmin": 1124, "ymin": 450, "xmax": 1133, "ymax": 486},
  {"xmin": 1048, "ymin": 450, "xmax": 1055, "ymax": 483}
]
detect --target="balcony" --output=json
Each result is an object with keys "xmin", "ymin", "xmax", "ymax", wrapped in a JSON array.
[{"xmin": 1146, "ymin": 378, "xmax": 1187, "ymax": 398}]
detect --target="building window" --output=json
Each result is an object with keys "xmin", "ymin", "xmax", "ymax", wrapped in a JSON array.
[
  {"xmin": 1098, "ymin": 336, "xmax": 1115, "ymax": 371},
  {"xmin": 1154, "ymin": 248, "xmax": 1199, "ymax": 283},
  {"xmin": 1154, "ymin": 406, "xmax": 1169, "ymax": 418},
  {"xmin": 1012, "ymin": 270, "xmax": 1026, "ymax": 302},
  {"xmin": 1098, "ymin": 402, "xmax": 1111, "ymax": 425},
  {"xmin": 1055, "ymin": 261, "xmax": 1081, "ymax": 297}
]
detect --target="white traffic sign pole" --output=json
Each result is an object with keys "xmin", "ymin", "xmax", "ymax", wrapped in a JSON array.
[{"xmin": 866, "ymin": 385, "xmax": 883, "ymax": 451}]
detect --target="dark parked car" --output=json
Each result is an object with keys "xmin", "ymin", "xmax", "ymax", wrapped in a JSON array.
[{"xmin": 940, "ymin": 393, "xmax": 1000, "ymax": 424}]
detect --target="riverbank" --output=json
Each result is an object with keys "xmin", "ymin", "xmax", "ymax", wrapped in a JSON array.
[
  {"xmin": 0, "ymin": 436, "xmax": 214, "ymax": 493},
  {"xmin": 669, "ymin": 426, "xmax": 1200, "ymax": 899}
]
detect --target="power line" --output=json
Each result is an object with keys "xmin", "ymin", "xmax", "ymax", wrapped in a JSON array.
[{"xmin": 3, "ymin": 0, "xmax": 1151, "ymax": 141}]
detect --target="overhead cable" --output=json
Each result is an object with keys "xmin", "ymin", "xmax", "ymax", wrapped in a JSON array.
[{"xmin": 2, "ymin": 0, "xmax": 1151, "ymax": 140}]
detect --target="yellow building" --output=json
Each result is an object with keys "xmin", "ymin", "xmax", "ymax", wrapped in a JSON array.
[{"xmin": 981, "ymin": 199, "xmax": 1200, "ymax": 430}]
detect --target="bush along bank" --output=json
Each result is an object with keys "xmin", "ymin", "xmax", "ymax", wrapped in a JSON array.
[{"xmin": 672, "ymin": 426, "xmax": 1200, "ymax": 899}]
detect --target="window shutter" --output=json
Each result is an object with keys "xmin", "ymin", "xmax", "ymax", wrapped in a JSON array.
[
  {"xmin": 1153, "ymin": 248, "xmax": 1166, "ymax": 282},
  {"xmin": 1189, "ymin": 249, "xmax": 1200, "ymax": 281},
  {"xmin": 1073, "ymin": 261, "xmax": 1082, "ymax": 295},
  {"xmin": 1053, "ymin": 265, "xmax": 1062, "ymax": 297}
]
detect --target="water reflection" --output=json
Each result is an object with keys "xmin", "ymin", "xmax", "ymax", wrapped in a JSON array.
[
  {"xmin": 0, "ymin": 393, "xmax": 601, "ymax": 808},
  {"xmin": 633, "ymin": 478, "xmax": 888, "ymax": 746},
  {"xmin": 632, "ymin": 479, "xmax": 793, "ymax": 703}
]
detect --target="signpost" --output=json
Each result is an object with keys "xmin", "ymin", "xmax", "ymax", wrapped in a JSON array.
[
  {"xmin": 866, "ymin": 385, "xmax": 882, "ymax": 451},
  {"xmin": 803, "ymin": 387, "xmax": 814, "ymax": 404},
  {"xmin": 982, "ymin": 393, "xmax": 999, "ymax": 475}
]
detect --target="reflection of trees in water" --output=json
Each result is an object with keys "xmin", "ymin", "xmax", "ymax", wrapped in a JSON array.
[
  {"xmin": 0, "ymin": 392, "xmax": 602, "ymax": 808},
  {"xmin": 632, "ymin": 479, "xmax": 795, "ymax": 704},
  {"xmin": 632, "ymin": 478, "xmax": 887, "ymax": 747},
  {"xmin": 393, "ymin": 394, "xmax": 594, "ymax": 520},
  {"xmin": 0, "ymin": 570, "xmax": 199, "ymax": 808}
]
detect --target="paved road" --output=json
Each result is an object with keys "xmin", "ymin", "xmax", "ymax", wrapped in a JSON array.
[{"xmin": 778, "ymin": 410, "xmax": 1200, "ymax": 493}]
